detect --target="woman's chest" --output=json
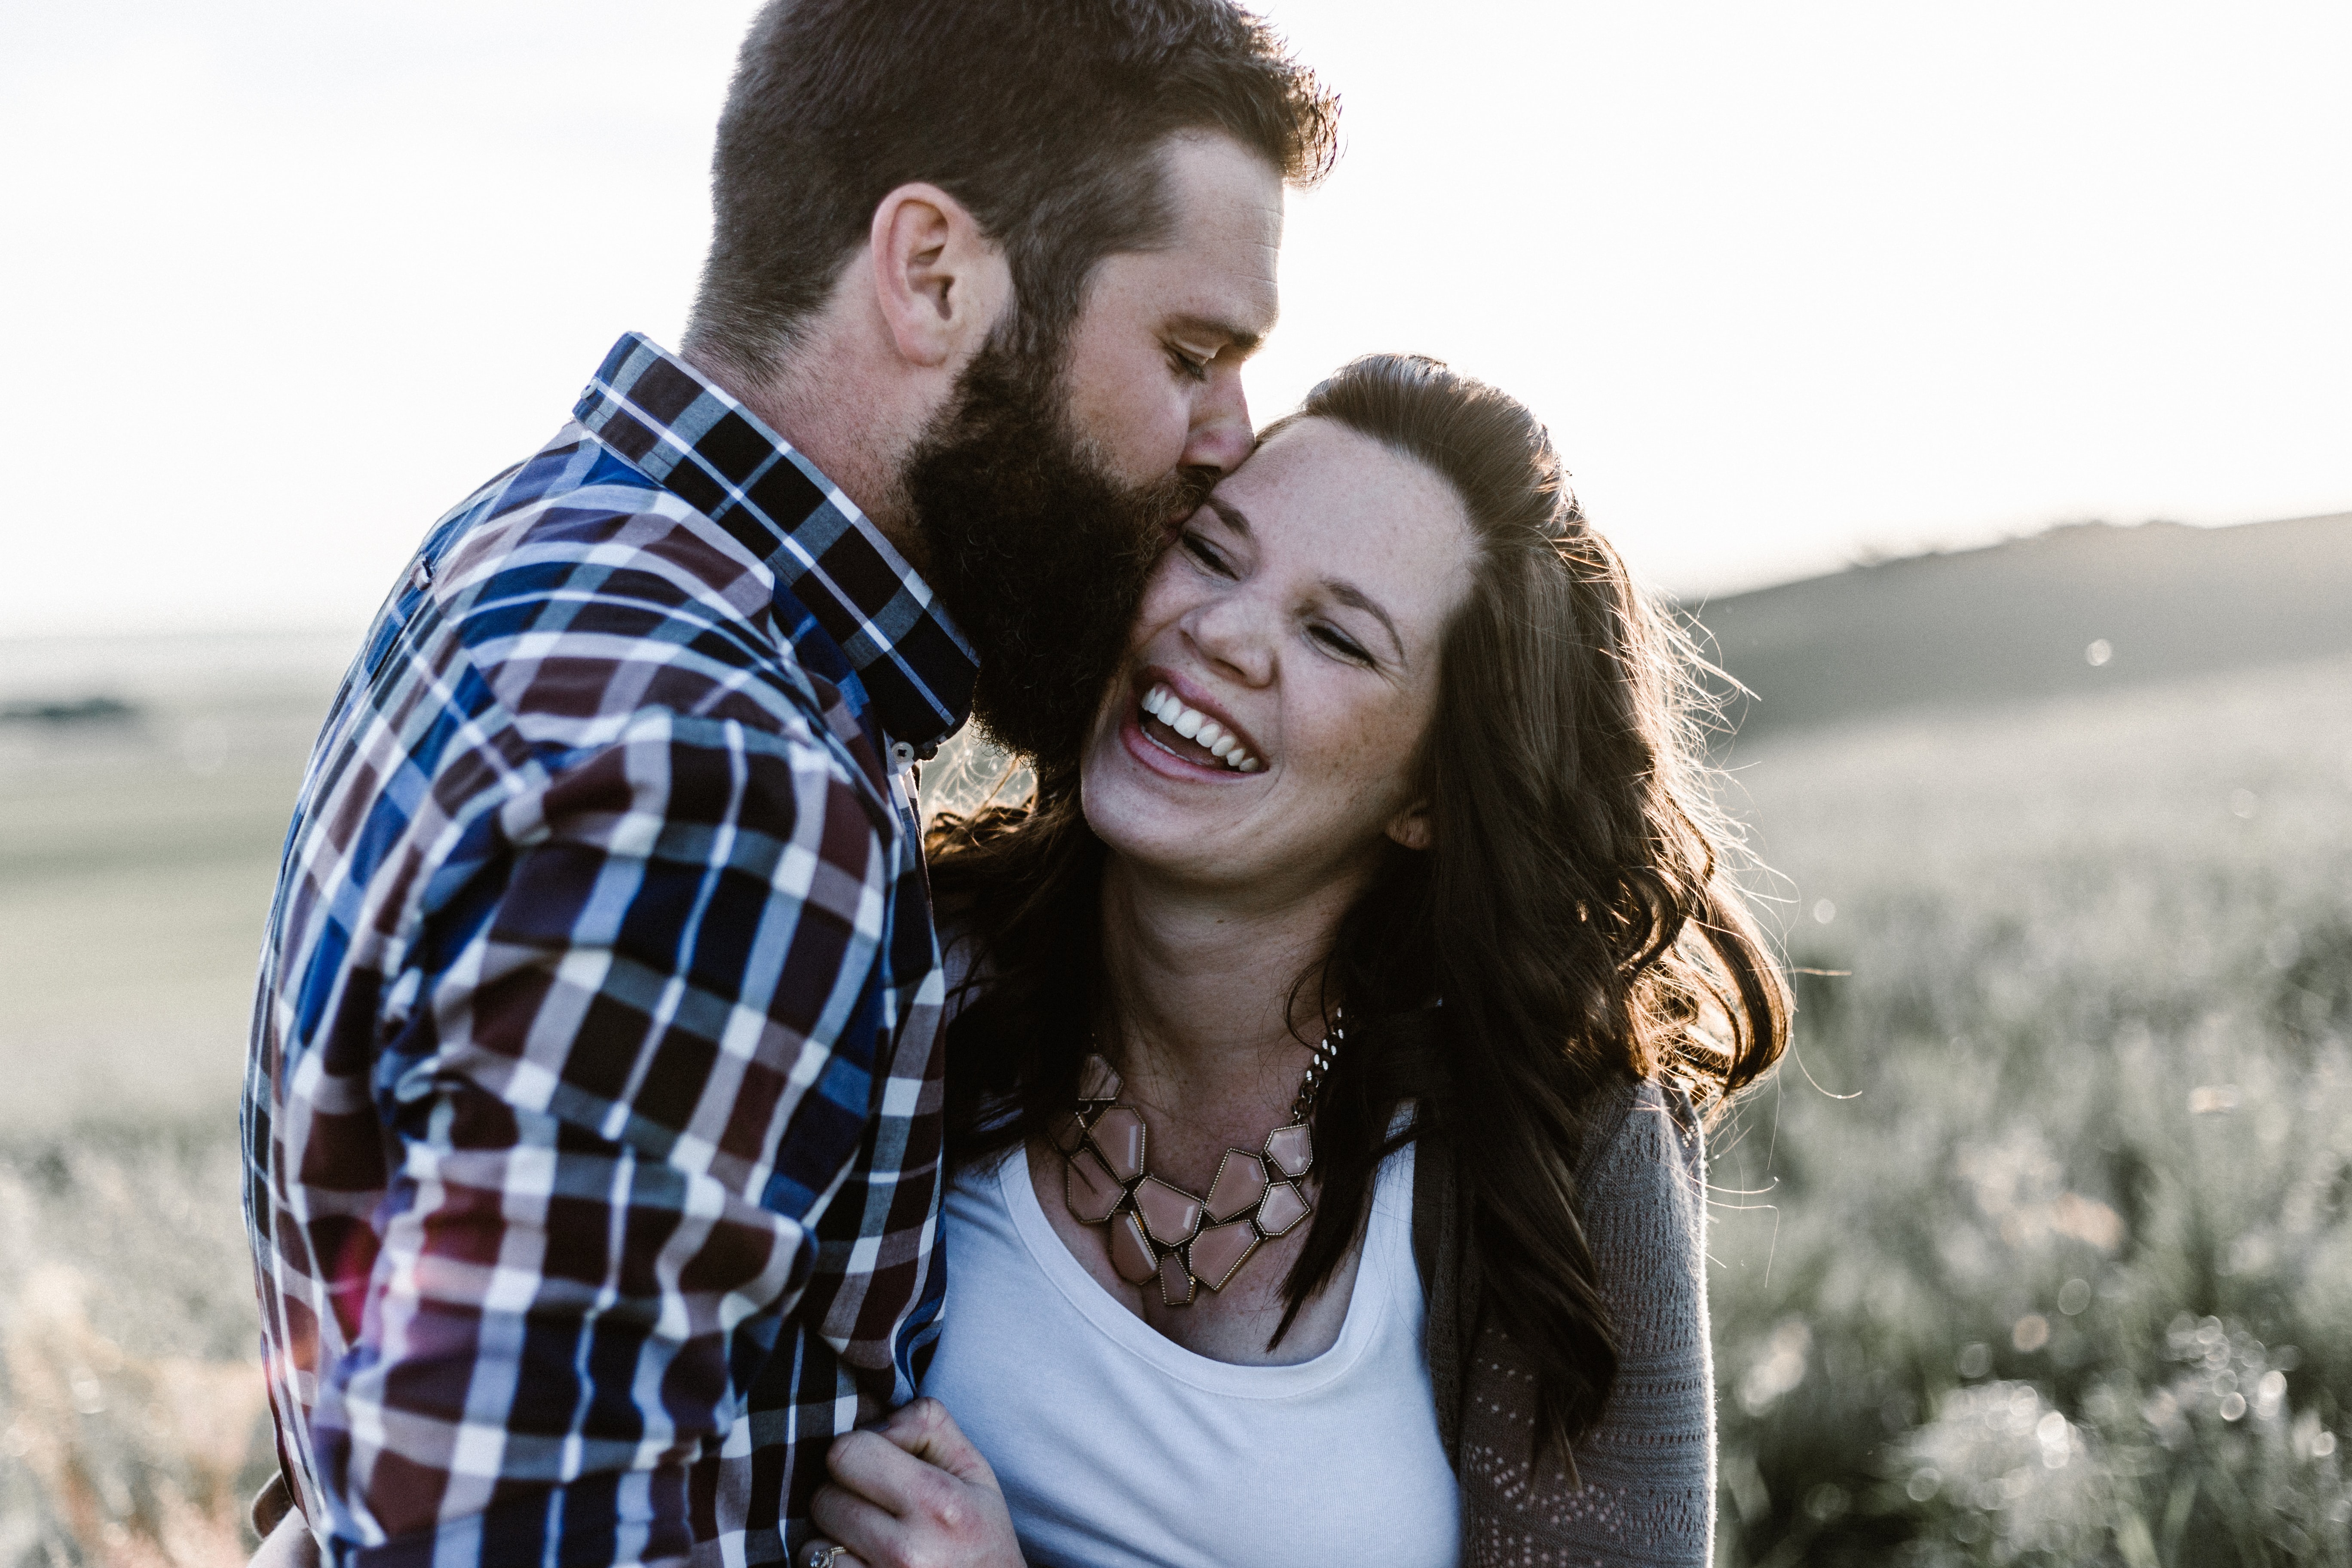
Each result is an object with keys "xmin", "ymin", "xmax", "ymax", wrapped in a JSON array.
[{"xmin": 925, "ymin": 1150, "xmax": 1458, "ymax": 1568}]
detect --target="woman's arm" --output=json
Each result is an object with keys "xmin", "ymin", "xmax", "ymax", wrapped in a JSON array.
[{"xmin": 1456, "ymin": 1081, "xmax": 1715, "ymax": 1566}]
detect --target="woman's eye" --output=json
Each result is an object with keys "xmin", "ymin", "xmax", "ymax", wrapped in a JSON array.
[
  {"xmin": 1181, "ymin": 533, "xmax": 1231, "ymax": 575},
  {"xmin": 1311, "ymin": 625, "xmax": 1370, "ymax": 663}
]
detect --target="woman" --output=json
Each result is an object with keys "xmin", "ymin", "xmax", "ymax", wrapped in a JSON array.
[{"xmin": 806, "ymin": 355, "xmax": 1789, "ymax": 1567}]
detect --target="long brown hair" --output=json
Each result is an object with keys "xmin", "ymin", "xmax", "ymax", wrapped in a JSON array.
[{"xmin": 928, "ymin": 353, "xmax": 1788, "ymax": 1459}]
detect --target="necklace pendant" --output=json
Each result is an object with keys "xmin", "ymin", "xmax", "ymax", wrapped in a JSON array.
[
  {"xmin": 1061, "ymin": 1021, "xmax": 1338, "ymax": 1308},
  {"xmin": 1255, "ymin": 1178, "xmax": 1311, "ymax": 1237},
  {"xmin": 1185, "ymin": 1216, "xmax": 1260, "ymax": 1293},
  {"xmin": 1201, "ymin": 1148, "xmax": 1269, "ymax": 1223},
  {"xmin": 1155, "ymin": 1250, "xmax": 1197, "ymax": 1308},
  {"xmin": 1133, "ymin": 1176, "xmax": 1204, "ymax": 1248},
  {"xmin": 1107, "ymin": 1213, "xmax": 1158, "ymax": 1285}
]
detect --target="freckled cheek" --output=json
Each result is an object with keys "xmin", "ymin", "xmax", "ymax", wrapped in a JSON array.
[{"xmin": 1286, "ymin": 696, "xmax": 1422, "ymax": 816}]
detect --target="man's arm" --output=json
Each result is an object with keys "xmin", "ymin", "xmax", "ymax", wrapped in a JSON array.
[{"xmin": 309, "ymin": 710, "xmax": 894, "ymax": 1568}]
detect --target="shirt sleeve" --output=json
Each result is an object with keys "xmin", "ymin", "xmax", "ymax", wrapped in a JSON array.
[
  {"xmin": 307, "ymin": 710, "xmax": 894, "ymax": 1568},
  {"xmin": 1457, "ymin": 1082, "xmax": 1717, "ymax": 1566}
]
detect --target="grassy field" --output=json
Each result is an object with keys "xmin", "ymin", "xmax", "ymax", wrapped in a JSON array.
[
  {"xmin": 1709, "ymin": 652, "xmax": 2352, "ymax": 1565},
  {"xmin": 0, "ymin": 634, "xmax": 344, "ymax": 1568},
  {"xmin": 1, "ymin": 631, "xmax": 2347, "ymax": 1565}
]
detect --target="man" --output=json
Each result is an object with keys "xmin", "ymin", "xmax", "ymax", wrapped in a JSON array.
[{"xmin": 240, "ymin": 3, "xmax": 1336, "ymax": 1565}]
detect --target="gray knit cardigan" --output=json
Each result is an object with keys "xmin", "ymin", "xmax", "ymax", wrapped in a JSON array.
[{"xmin": 1410, "ymin": 1074, "xmax": 1715, "ymax": 1566}]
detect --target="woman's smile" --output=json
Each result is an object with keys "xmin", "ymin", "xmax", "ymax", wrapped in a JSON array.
[
  {"xmin": 1081, "ymin": 417, "xmax": 1473, "ymax": 897},
  {"xmin": 1138, "ymin": 682, "xmax": 1264, "ymax": 771}
]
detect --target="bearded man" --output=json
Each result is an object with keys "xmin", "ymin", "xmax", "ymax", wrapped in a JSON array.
[{"xmin": 239, "ymin": 3, "xmax": 1336, "ymax": 1565}]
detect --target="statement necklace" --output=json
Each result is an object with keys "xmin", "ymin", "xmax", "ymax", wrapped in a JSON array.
[{"xmin": 1052, "ymin": 1017, "xmax": 1342, "ymax": 1308}]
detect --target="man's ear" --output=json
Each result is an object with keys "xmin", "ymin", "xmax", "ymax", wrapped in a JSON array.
[
  {"xmin": 866, "ymin": 182, "xmax": 1011, "ymax": 370},
  {"xmin": 1384, "ymin": 802, "xmax": 1433, "ymax": 852}
]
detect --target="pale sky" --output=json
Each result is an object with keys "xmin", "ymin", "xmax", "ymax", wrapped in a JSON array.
[{"xmin": 3, "ymin": 0, "xmax": 2346, "ymax": 638}]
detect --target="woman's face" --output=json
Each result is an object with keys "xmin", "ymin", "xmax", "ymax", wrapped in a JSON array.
[{"xmin": 1079, "ymin": 416, "xmax": 1477, "ymax": 901}]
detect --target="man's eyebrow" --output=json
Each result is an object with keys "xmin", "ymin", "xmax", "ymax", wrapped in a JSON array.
[
  {"xmin": 1325, "ymin": 580, "xmax": 1405, "ymax": 662},
  {"xmin": 1170, "ymin": 312, "xmax": 1265, "ymax": 357}
]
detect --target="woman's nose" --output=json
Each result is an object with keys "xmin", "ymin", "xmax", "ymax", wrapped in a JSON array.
[{"xmin": 1183, "ymin": 591, "xmax": 1274, "ymax": 686}]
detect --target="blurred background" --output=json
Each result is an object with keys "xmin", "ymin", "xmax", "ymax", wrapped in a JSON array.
[{"xmin": 2, "ymin": 2, "xmax": 2348, "ymax": 1564}]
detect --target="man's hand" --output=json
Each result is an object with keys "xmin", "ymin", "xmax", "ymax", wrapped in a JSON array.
[{"xmin": 808, "ymin": 1398, "xmax": 1024, "ymax": 1568}]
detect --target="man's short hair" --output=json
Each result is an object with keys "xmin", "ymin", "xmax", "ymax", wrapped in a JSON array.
[{"xmin": 684, "ymin": 0, "xmax": 1338, "ymax": 376}]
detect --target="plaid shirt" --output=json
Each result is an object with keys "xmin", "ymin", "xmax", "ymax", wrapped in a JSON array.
[{"xmin": 242, "ymin": 334, "xmax": 976, "ymax": 1568}]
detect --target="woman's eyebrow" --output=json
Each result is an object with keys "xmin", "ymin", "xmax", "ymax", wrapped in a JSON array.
[
  {"xmin": 1201, "ymin": 498, "xmax": 1403, "ymax": 661},
  {"xmin": 1324, "ymin": 579, "xmax": 1404, "ymax": 662}
]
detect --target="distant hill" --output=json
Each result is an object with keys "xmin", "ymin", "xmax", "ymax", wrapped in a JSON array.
[{"xmin": 1687, "ymin": 510, "xmax": 2352, "ymax": 738}]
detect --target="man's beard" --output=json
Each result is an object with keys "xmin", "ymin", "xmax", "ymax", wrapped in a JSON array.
[{"xmin": 903, "ymin": 335, "xmax": 1213, "ymax": 769}]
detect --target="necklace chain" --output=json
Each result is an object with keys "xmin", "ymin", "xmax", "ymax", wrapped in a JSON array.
[
  {"xmin": 1057, "ymin": 1015, "xmax": 1344, "ymax": 1308},
  {"xmin": 1291, "ymin": 1028, "xmax": 1341, "ymax": 1122}
]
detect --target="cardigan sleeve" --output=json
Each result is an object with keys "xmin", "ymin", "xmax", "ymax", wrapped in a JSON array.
[{"xmin": 1453, "ymin": 1080, "xmax": 1716, "ymax": 1567}]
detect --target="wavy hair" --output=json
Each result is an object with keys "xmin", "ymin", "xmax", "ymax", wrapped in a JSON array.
[{"xmin": 928, "ymin": 354, "xmax": 1788, "ymax": 1460}]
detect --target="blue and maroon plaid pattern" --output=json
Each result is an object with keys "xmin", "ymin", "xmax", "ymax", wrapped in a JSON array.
[{"xmin": 242, "ymin": 334, "xmax": 977, "ymax": 1568}]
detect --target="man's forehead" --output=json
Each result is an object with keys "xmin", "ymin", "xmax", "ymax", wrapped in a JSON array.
[
  {"xmin": 1158, "ymin": 236, "xmax": 1281, "ymax": 331},
  {"xmin": 1081, "ymin": 133, "xmax": 1282, "ymax": 337},
  {"xmin": 1158, "ymin": 127, "xmax": 1285, "ymax": 208},
  {"xmin": 1159, "ymin": 139, "xmax": 1282, "ymax": 263},
  {"xmin": 1103, "ymin": 244, "xmax": 1277, "ymax": 346}
]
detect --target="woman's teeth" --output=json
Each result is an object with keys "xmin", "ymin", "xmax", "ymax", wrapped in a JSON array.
[{"xmin": 1141, "ymin": 685, "xmax": 1262, "ymax": 772}]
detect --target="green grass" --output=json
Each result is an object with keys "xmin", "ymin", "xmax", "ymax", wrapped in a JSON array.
[
  {"xmin": 1708, "ymin": 653, "xmax": 2352, "ymax": 1565},
  {"xmin": 3, "ymin": 637, "xmax": 2348, "ymax": 1566},
  {"xmin": 0, "ymin": 684, "xmax": 315, "ymax": 1135},
  {"xmin": 0, "ymin": 645, "xmax": 328, "ymax": 1565}
]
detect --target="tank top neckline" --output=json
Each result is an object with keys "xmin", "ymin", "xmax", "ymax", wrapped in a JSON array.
[{"xmin": 989, "ymin": 1141, "xmax": 1410, "ymax": 1400}]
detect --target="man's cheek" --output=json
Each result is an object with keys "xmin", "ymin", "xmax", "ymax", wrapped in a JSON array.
[{"xmin": 1105, "ymin": 386, "xmax": 1187, "ymax": 486}]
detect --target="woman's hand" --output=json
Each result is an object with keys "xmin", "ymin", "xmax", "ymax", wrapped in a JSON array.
[
  {"xmin": 249, "ymin": 1511, "xmax": 319, "ymax": 1568},
  {"xmin": 808, "ymin": 1397, "xmax": 1025, "ymax": 1568}
]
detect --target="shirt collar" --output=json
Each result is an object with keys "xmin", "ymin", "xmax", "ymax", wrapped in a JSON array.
[{"xmin": 573, "ymin": 332, "xmax": 977, "ymax": 756}]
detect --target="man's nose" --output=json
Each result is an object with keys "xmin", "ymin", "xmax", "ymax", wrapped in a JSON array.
[{"xmin": 1179, "ymin": 367, "xmax": 1254, "ymax": 478}]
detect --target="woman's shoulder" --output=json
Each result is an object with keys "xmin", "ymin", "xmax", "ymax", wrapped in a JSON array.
[
  {"xmin": 1572, "ymin": 1072, "xmax": 1706, "ymax": 1212},
  {"xmin": 1416, "ymin": 1072, "xmax": 1706, "ymax": 1272}
]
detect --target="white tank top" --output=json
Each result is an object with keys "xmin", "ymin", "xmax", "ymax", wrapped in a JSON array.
[{"xmin": 922, "ymin": 1139, "xmax": 1460, "ymax": 1568}]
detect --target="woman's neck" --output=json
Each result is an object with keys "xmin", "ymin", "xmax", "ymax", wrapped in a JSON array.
[{"xmin": 1096, "ymin": 853, "xmax": 1366, "ymax": 1117}]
